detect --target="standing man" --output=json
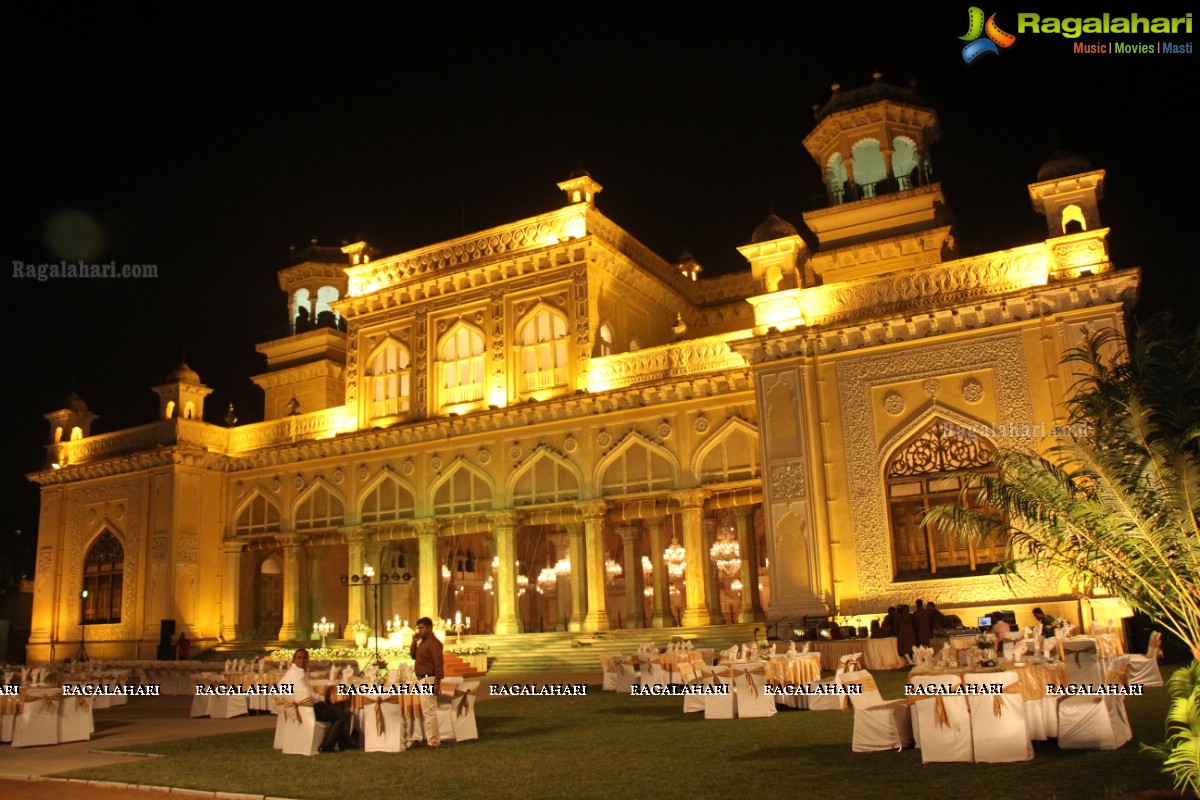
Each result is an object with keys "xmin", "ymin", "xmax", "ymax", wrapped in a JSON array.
[
  {"xmin": 1032, "ymin": 607, "xmax": 1059, "ymax": 638},
  {"xmin": 410, "ymin": 616, "xmax": 444, "ymax": 749},
  {"xmin": 278, "ymin": 648, "xmax": 355, "ymax": 753},
  {"xmin": 913, "ymin": 599, "xmax": 933, "ymax": 648}
]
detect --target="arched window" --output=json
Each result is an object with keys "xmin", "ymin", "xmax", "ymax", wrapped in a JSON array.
[
  {"xmin": 360, "ymin": 473, "xmax": 416, "ymax": 523},
  {"xmin": 891, "ymin": 136, "xmax": 919, "ymax": 189},
  {"xmin": 598, "ymin": 322, "xmax": 614, "ymax": 357},
  {"xmin": 165, "ymin": 400, "xmax": 176, "ymax": 420},
  {"xmin": 368, "ymin": 340, "xmax": 411, "ymax": 419},
  {"xmin": 516, "ymin": 307, "xmax": 569, "ymax": 394},
  {"xmin": 438, "ymin": 324, "xmax": 486, "ymax": 408},
  {"xmin": 886, "ymin": 419, "xmax": 1005, "ymax": 580},
  {"xmin": 851, "ymin": 139, "xmax": 887, "ymax": 198},
  {"xmin": 827, "ymin": 152, "xmax": 848, "ymax": 204},
  {"xmin": 1061, "ymin": 204, "xmax": 1087, "ymax": 234},
  {"xmin": 295, "ymin": 485, "xmax": 344, "ymax": 531},
  {"xmin": 235, "ymin": 494, "xmax": 281, "ymax": 537},
  {"xmin": 83, "ymin": 530, "xmax": 123, "ymax": 624}
]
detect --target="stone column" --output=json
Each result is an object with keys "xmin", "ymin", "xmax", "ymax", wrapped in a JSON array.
[
  {"xmin": 279, "ymin": 535, "xmax": 303, "ymax": 641},
  {"xmin": 579, "ymin": 500, "xmax": 611, "ymax": 632},
  {"xmin": 221, "ymin": 541, "xmax": 243, "ymax": 641},
  {"xmin": 619, "ymin": 525, "xmax": 645, "ymax": 628},
  {"xmin": 672, "ymin": 490, "xmax": 713, "ymax": 627},
  {"xmin": 491, "ymin": 511, "xmax": 523, "ymax": 634},
  {"xmin": 414, "ymin": 519, "xmax": 440, "ymax": 621},
  {"xmin": 345, "ymin": 528, "xmax": 367, "ymax": 634},
  {"xmin": 702, "ymin": 517, "xmax": 722, "ymax": 621},
  {"xmin": 645, "ymin": 517, "xmax": 670, "ymax": 628},
  {"xmin": 734, "ymin": 506, "xmax": 766, "ymax": 623},
  {"xmin": 565, "ymin": 522, "xmax": 587, "ymax": 632},
  {"xmin": 550, "ymin": 533, "xmax": 569, "ymax": 632}
]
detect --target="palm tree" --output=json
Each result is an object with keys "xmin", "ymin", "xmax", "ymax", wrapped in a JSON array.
[{"xmin": 927, "ymin": 316, "xmax": 1200, "ymax": 793}]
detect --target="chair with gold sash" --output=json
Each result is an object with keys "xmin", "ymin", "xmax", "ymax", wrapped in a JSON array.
[
  {"xmin": 363, "ymin": 692, "xmax": 408, "ymax": 753},
  {"xmin": 704, "ymin": 665, "xmax": 736, "ymax": 720},
  {"xmin": 448, "ymin": 681, "xmax": 480, "ymax": 743},
  {"xmin": 1125, "ymin": 631, "xmax": 1163, "ymax": 688},
  {"xmin": 732, "ymin": 663, "xmax": 776, "ymax": 718},
  {"xmin": 276, "ymin": 697, "xmax": 330, "ymax": 756},
  {"xmin": 678, "ymin": 661, "xmax": 708, "ymax": 714},
  {"xmin": 963, "ymin": 671, "xmax": 1032, "ymax": 762},
  {"xmin": 11, "ymin": 689, "xmax": 63, "ymax": 748},
  {"xmin": 844, "ymin": 670, "xmax": 912, "ymax": 753},
  {"xmin": 809, "ymin": 653, "xmax": 861, "ymax": 712},
  {"xmin": 1058, "ymin": 656, "xmax": 1133, "ymax": 750},
  {"xmin": 58, "ymin": 693, "xmax": 93, "ymax": 743},
  {"xmin": 908, "ymin": 674, "xmax": 973, "ymax": 762}
]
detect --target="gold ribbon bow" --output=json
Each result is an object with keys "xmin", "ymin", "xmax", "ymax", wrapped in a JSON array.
[
  {"xmin": 992, "ymin": 682, "xmax": 1021, "ymax": 718},
  {"xmin": 276, "ymin": 696, "xmax": 314, "ymax": 724},
  {"xmin": 34, "ymin": 694, "xmax": 60, "ymax": 714},
  {"xmin": 839, "ymin": 675, "xmax": 877, "ymax": 710},
  {"xmin": 75, "ymin": 695, "xmax": 92, "ymax": 711},
  {"xmin": 840, "ymin": 656, "xmax": 863, "ymax": 674},
  {"xmin": 735, "ymin": 668, "xmax": 760, "ymax": 699},
  {"xmin": 454, "ymin": 684, "xmax": 477, "ymax": 719},
  {"xmin": 371, "ymin": 695, "xmax": 399, "ymax": 736}
]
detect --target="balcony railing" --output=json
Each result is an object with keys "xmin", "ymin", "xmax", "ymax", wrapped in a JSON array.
[
  {"xmin": 821, "ymin": 167, "xmax": 932, "ymax": 207},
  {"xmin": 522, "ymin": 367, "xmax": 568, "ymax": 393}
]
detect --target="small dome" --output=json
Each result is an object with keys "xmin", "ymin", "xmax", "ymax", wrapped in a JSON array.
[
  {"xmin": 568, "ymin": 165, "xmax": 591, "ymax": 179},
  {"xmin": 62, "ymin": 392, "xmax": 89, "ymax": 412},
  {"xmin": 751, "ymin": 213, "xmax": 799, "ymax": 244},
  {"xmin": 166, "ymin": 361, "xmax": 200, "ymax": 383},
  {"xmin": 1037, "ymin": 150, "xmax": 1092, "ymax": 182}
]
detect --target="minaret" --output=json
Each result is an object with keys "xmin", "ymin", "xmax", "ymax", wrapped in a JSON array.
[
  {"xmin": 557, "ymin": 168, "xmax": 603, "ymax": 206},
  {"xmin": 153, "ymin": 362, "xmax": 213, "ymax": 421},
  {"xmin": 1028, "ymin": 150, "xmax": 1106, "ymax": 237},
  {"xmin": 44, "ymin": 392, "xmax": 98, "ymax": 468}
]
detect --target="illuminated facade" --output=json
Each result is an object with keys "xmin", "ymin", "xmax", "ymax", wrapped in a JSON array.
[{"xmin": 27, "ymin": 80, "xmax": 1138, "ymax": 660}]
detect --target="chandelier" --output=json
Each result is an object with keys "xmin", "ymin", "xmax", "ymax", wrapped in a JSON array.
[
  {"xmin": 643, "ymin": 585, "xmax": 653, "ymax": 597},
  {"xmin": 605, "ymin": 556, "xmax": 623, "ymax": 584},
  {"xmin": 536, "ymin": 567, "xmax": 557, "ymax": 594},
  {"xmin": 482, "ymin": 576, "xmax": 494, "ymax": 593},
  {"xmin": 663, "ymin": 536, "xmax": 686, "ymax": 578},
  {"xmin": 492, "ymin": 554, "xmax": 500, "ymax": 570},
  {"xmin": 709, "ymin": 525, "xmax": 741, "ymax": 578},
  {"xmin": 441, "ymin": 564, "xmax": 451, "ymax": 579},
  {"xmin": 641, "ymin": 555, "xmax": 653, "ymax": 581},
  {"xmin": 730, "ymin": 578, "xmax": 743, "ymax": 593},
  {"xmin": 555, "ymin": 557, "xmax": 572, "ymax": 576},
  {"xmin": 516, "ymin": 573, "xmax": 529, "ymax": 590}
]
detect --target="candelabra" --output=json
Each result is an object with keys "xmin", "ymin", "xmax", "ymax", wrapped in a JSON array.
[
  {"xmin": 312, "ymin": 616, "xmax": 335, "ymax": 649},
  {"xmin": 443, "ymin": 611, "xmax": 472, "ymax": 645}
]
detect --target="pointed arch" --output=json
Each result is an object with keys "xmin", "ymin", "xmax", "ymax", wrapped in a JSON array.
[
  {"xmin": 692, "ymin": 417, "xmax": 761, "ymax": 484},
  {"xmin": 430, "ymin": 458, "xmax": 495, "ymax": 514},
  {"xmin": 598, "ymin": 321, "xmax": 615, "ymax": 357},
  {"xmin": 358, "ymin": 468, "xmax": 417, "ymax": 523},
  {"xmin": 1061, "ymin": 203, "xmax": 1087, "ymax": 234},
  {"xmin": 82, "ymin": 526, "xmax": 125, "ymax": 624},
  {"xmin": 507, "ymin": 447, "xmax": 582, "ymax": 506},
  {"xmin": 437, "ymin": 321, "xmax": 487, "ymax": 408},
  {"xmin": 366, "ymin": 337, "xmax": 411, "ymax": 419},
  {"xmin": 882, "ymin": 413, "xmax": 1003, "ymax": 580},
  {"xmin": 851, "ymin": 137, "xmax": 886, "ymax": 196},
  {"xmin": 294, "ymin": 477, "xmax": 345, "ymax": 531},
  {"xmin": 515, "ymin": 303, "xmax": 570, "ymax": 395},
  {"xmin": 595, "ymin": 432, "xmax": 679, "ymax": 496},
  {"xmin": 234, "ymin": 490, "xmax": 282, "ymax": 537}
]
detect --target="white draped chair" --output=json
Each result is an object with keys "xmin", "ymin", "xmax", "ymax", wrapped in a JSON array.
[
  {"xmin": 732, "ymin": 663, "xmax": 776, "ymax": 718},
  {"xmin": 963, "ymin": 672, "xmax": 1032, "ymax": 762},
  {"xmin": 704, "ymin": 666, "xmax": 736, "ymax": 720},
  {"xmin": 908, "ymin": 674, "xmax": 973, "ymax": 763},
  {"xmin": 1125, "ymin": 632, "xmax": 1163, "ymax": 688},
  {"xmin": 278, "ymin": 701, "xmax": 329, "ymax": 756},
  {"xmin": 679, "ymin": 662, "xmax": 707, "ymax": 714},
  {"xmin": 363, "ymin": 696, "xmax": 408, "ymax": 753},
  {"xmin": 809, "ymin": 655, "xmax": 860, "ymax": 712},
  {"xmin": 844, "ymin": 670, "xmax": 912, "ymax": 753},
  {"xmin": 11, "ymin": 690, "xmax": 63, "ymax": 748},
  {"xmin": 448, "ymin": 681, "xmax": 479, "ymax": 743},
  {"xmin": 430, "ymin": 677, "xmax": 464, "ymax": 743},
  {"xmin": 638, "ymin": 656, "xmax": 668, "ymax": 690},
  {"xmin": 58, "ymin": 695, "xmax": 93, "ymax": 744},
  {"xmin": 1058, "ymin": 656, "xmax": 1133, "ymax": 750},
  {"xmin": 208, "ymin": 691, "xmax": 249, "ymax": 720},
  {"xmin": 1064, "ymin": 648, "xmax": 1103, "ymax": 688}
]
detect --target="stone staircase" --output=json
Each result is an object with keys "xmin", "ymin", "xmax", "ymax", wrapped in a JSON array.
[{"xmin": 478, "ymin": 623, "xmax": 764, "ymax": 673}]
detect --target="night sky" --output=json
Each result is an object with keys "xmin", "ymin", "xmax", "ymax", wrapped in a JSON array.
[{"xmin": 4, "ymin": 3, "xmax": 1197, "ymax": 578}]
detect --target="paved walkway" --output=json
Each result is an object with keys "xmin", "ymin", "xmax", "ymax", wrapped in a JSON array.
[{"xmin": 0, "ymin": 671, "xmax": 597, "ymax": 798}]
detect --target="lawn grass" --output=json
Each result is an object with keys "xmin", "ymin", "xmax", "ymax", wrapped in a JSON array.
[{"xmin": 56, "ymin": 670, "xmax": 1180, "ymax": 800}]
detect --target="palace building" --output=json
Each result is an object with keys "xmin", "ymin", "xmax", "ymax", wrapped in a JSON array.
[{"xmin": 26, "ymin": 79, "xmax": 1138, "ymax": 661}]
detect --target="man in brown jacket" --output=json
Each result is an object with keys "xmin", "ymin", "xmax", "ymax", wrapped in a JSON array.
[{"xmin": 410, "ymin": 616, "xmax": 444, "ymax": 748}]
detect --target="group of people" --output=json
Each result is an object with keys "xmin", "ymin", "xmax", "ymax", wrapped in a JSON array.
[
  {"xmin": 278, "ymin": 615, "xmax": 445, "ymax": 753},
  {"xmin": 880, "ymin": 600, "xmax": 947, "ymax": 657}
]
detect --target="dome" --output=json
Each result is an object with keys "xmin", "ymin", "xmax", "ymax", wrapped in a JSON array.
[
  {"xmin": 166, "ymin": 361, "xmax": 201, "ymax": 383},
  {"xmin": 1037, "ymin": 149, "xmax": 1092, "ymax": 182},
  {"xmin": 61, "ymin": 392, "xmax": 89, "ymax": 412},
  {"xmin": 751, "ymin": 213, "xmax": 799, "ymax": 244}
]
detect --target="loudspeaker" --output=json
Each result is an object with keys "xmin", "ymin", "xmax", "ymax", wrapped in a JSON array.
[
  {"xmin": 156, "ymin": 644, "xmax": 175, "ymax": 661},
  {"xmin": 159, "ymin": 619, "xmax": 176, "ymax": 646}
]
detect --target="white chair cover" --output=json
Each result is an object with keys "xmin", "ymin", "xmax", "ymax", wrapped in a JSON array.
[
  {"xmin": 704, "ymin": 666, "xmax": 736, "ymax": 720},
  {"xmin": 1125, "ymin": 632, "xmax": 1163, "ymax": 688},
  {"xmin": 963, "ymin": 672, "xmax": 1032, "ymax": 762},
  {"xmin": 908, "ymin": 674, "xmax": 973, "ymax": 762},
  {"xmin": 58, "ymin": 695, "xmax": 93, "ymax": 744},
  {"xmin": 732, "ymin": 663, "xmax": 776, "ymax": 719},
  {"xmin": 449, "ymin": 682, "xmax": 479, "ymax": 743},
  {"xmin": 434, "ymin": 677, "xmax": 465, "ymax": 742},
  {"xmin": 638, "ymin": 657, "xmax": 668, "ymax": 690},
  {"xmin": 278, "ymin": 701, "xmax": 330, "ymax": 756},
  {"xmin": 1064, "ymin": 648, "xmax": 1103, "ymax": 688},
  {"xmin": 807, "ymin": 669, "xmax": 849, "ymax": 712},
  {"xmin": 12, "ymin": 690, "xmax": 64, "ymax": 748},
  {"xmin": 362, "ymin": 696, "xmax": 408, "ymax": 753},
  {"xmin": 1058, "ymin": 656, "xmax": 1133, "ymax": 750},
  {"xmin": 844, "ymin": 670, "xmax": 912, "ymax": 753},
  {"xmin": 208, "ymin": 693, "xmax": 249, "ymax": 719},
  {"xmin": 679, "ymin": 662, "xmax": 707, "ymax": 714}
]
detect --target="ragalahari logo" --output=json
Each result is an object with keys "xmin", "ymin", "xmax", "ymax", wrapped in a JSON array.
[{"xmin": 960, "ymin": 7, "xmax": 1017, "ymax": 62}]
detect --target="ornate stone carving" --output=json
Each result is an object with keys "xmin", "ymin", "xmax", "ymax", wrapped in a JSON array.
[
  {"xmin": 922, "ymin": 378, "xmax": 941, "ymax": 398},
  {"xmin": 178, "ymin": 535, "xmax": 198, "ymax": 563},
  {"xmin": 836, "ymin": 333, "xmax": 1055, "ymax": 605},
  {"xmin": 357, "ymin": 465, "xmax": 368, "ymax": 480},
  {"xmin": 430, "ymin": 454, "xmax": 443, "ymax": 472},
  {"xmin": 478, "ymin": 448, "xmax": 491, "ymax": 465},
  {"xmin": 962, "ymin": 377, "xmax": 984, "ymax": 404},
  {"xmin": 70, "ymin": 480, "xmax": 142, "ymax": 639},
  {"xmin": 694, "ymin": 415, "xmax": 709, "ymax": 433},
  {"xmin": 563, "ymin": 435, "xmax": 578, "ymax": 453},
  {"xmin": 403, "ymin": 459, "xmax": 414, "ymax": 476},
  {"xmin": 882, "ymin": 391, "xmax": 905, "ymax": 416},
  {"xmin": 333, "ymin": 468, "xmax": 344, "ymax": 484},
  {"xmin": 508, "ymin": 443, "xmax": 521, "ymax": 460},
  {"xmin": 587, "ymin": 332, "xmax": 747, "ymax": 391},
  {"xmin": 656, "ymin": 421, "xmax": 672, "ymax": 439},
  {"xmin": 597, "ymin": 430, "xmax": 612, "ymax": 447},
  {"xmin": 769, "ymin": 461, "xmax": 807, "ymax": 500},
  {"xmin": 150, "ymin": 535, "xmax": 169, "ymax": 562}
]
